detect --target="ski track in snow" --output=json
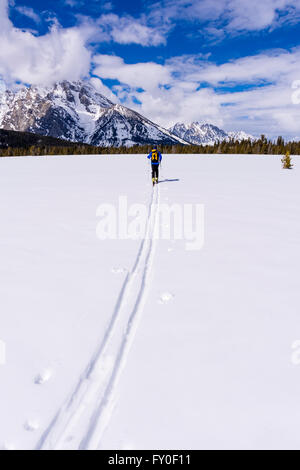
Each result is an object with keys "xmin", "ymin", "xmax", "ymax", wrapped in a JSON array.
[{"xmin": 36, "ymin": 185, "xmax": 160, "ymax": 450}]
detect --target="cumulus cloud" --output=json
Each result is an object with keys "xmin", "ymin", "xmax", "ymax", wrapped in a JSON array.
[
  {"xmin": 89, "ymin": 76, "xmax": 120, "ymax": 102},
  {"xmin": 97, "ymin": 14, "xmax": 167, "ymax": 46},
  {"xmin": 186, "ymin": 48, "xmax": 300, "ymax": 85},
  {"xmin": 225, "ymin": 0, "xmax": 300, "ymax": 32},
  {"xmin": 0, "ymin": 1, "xmax": 95, "ymax": 86},
  {"xmin": 93, "ymin": 55, "xmax": 172, "ymax": 91},
  {"xmin": 1, "ymin": 0, "xmax": 300, "ymax": 138},
  {"xmin": 0, "ymin": 0, "xmax": 167, "ymax": 87},
  {"xmin": 92, "ymin": 53, "xmax": 223, "ymax": 126},
  {"xmin": 217, "ymin": 82, "xmax": 300, "ymax": 137},
  {"xmin": 14, "ymin": 6, "xmax": 41, "ymax": 24},
  {"xmin": 0, "ymin": 0, "xmax": 11, "ymax": 31},
  {"xmin": 92, "ymin": 49, "xmax": 300, "ymax": 138},
  {"xmin": 149, "ymin": 0, "xmax": 300, "ymax": 37}
]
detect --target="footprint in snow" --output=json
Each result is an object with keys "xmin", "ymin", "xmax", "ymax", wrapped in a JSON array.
[
  {"xmin": 159, "ymin": 292, "xmax": 174, "ymax": 304},
  {"xmin": 34, "ymin": 369, "xmax": 52, "ymax": 385},
  {"xmin": 24, "ymin": 419, "xmax": 39, "ymax": 432}
]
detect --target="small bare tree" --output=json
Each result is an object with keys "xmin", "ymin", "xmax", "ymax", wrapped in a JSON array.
[{"xmin": 281, "ymin": 151, "xmax": 293, "ymax": 169}]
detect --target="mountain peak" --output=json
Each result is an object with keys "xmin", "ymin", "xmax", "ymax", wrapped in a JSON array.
[
  {"xmin": 0, "ymin": 81, "xmax": 186, "ymax": 147},
  {"xmin": 169, "ymin": 122, "xmax": 255, "ymax": 145}
]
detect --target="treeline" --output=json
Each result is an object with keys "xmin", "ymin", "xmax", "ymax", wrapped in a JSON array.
[
  {"xmin": 0, "ymin": 128, "xmax": 80, "ymax": 151},
  {"xmin": 178, "ymin": 135, "xmax": 300, "ymax": 155},
  {"xmin": 0, "ymin": 144, "xmax": 104, "ymax": 157},
  {"xmin": 159, "ymin": 135, "xmax": 300, "ymax": 155},
  {"xmin": 0, "ymin": 134, "xmax": 300, "ymax": 157}
]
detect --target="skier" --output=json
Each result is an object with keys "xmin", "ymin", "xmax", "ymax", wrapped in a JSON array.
[{"xmin": 147, "ymin": 146, "xmax": 162, "ymax": 186}]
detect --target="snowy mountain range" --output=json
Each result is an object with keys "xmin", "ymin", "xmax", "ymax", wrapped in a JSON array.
[
  {"xmin": 0, "ymin": 81, "xmax": 187, "ymax": 148},
  {"xmin": 169, "ymin": 122, "xmax": 255, "ymax": 145},
  {"xmin": 0, "ymin": 80, "xmax": 255, "ymax": 147}
]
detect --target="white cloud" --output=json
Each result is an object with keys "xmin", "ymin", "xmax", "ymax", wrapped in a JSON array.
[
  {"xmin": 216, "ymin": 83, "xmax": 300, "ymax": 138},
  {"xmin": 64, "ymin": 0, "xmax": 113, "ymax": 9},
  {"xmin": 89, "ymin": 76, "xmax": 119, "ymax": 102},
  {"xmin": 137, "ymin": 85, "xmax": 223, "ymax": 128},
  {"xmin": 93, "ymin": 55, "xmax": 171, "ymax": 91},
  {"xmin": 0, "ymin": 0, "xmax": 94, "ymax": 86},
  {"xmin": 0, "ymin": 0, "xmax": 166, "ymax": 87},
  {"xmin": 1, "ymin": 0, "xmax": 300, "ymax": 138},
  {"xmin": 97, "ymin": 14, "xmax": 167, "ymax": 46},
  {"xmin": 225, "ymin": 0, "xmax": 300, "ymax": 32},
  {"xmin": 92, "ymin": 54, "xmax": 224, "ymax": 127},
  {"xmin": 92, "ymin": 49, "xmax": 300, "ymax": 139},
  {"xmin": 14, "ymin": 6, "xmax": 40, "ymax": 24},
  {"xmin": 150, "ymin": 0, "xmax": 300, "ymax": 36},
  {"xmin": 0, "ymin": 0, "xmax": 11, "ymax": 31},
  {"xmin": 186, "ymin": 48, "xmax": 300, "ymax": 85}
]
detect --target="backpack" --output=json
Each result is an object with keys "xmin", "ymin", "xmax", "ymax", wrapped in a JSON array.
[{"xmin": 151, "ymin": 150, "xmax": 159, "ymax": 162}]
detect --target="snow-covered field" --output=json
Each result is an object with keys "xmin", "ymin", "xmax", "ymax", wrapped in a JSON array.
[{"xmin": 0, "ymin": 153, "xmax": 299, "ymax": 450}]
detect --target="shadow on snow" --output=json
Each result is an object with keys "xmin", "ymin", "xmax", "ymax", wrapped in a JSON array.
[{"xmin": 157, "ymin": 179, "xmax": 180, "ymax": 184}]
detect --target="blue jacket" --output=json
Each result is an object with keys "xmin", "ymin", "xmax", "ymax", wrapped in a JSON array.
[{"xmin": 147, "ymin": 150, "xmax": 162, "ymax": 165}]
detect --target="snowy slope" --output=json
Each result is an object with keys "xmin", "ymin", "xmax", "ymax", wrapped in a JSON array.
[
  {"xmin": 0, "ymin": 81, "xmax": 187, "ymax": 147},
  {"xmin": 170, "ymin": 122, "xmax": 255, "ymax": 145},
  {"xmin": 89, "ymin": 104, "xmax": 188, "ymax": 147},
  {"xmin": 0, "ymin": 82, "xmax": 113, "ymax": 142},
  {"xmin": 227, "ymin": 130, "xmax": 256, "ymax": 142},
  {"xmin": 0, "ymin": 154, "xmax": 299, "ymax": 450}
]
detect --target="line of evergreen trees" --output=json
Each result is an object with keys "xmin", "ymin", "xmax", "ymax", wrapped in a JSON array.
[{"xmin": 0, "ymin": 135, "xmax": 299, "ymax": 157}]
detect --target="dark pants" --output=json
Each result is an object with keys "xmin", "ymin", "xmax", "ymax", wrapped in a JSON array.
[{"xmin": 152, "ymin": 164, "xmax": 159, "ymax": 182}]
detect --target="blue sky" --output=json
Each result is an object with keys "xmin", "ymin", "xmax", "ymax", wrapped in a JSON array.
[{"xmin": 1, "ymin": 0, "xmax": 300, "ymax": 138}]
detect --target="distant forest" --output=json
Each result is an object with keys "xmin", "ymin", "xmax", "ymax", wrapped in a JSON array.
[{"xmin": 0, "ymin": 129, "xmax": 299, "ymax": 157}]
